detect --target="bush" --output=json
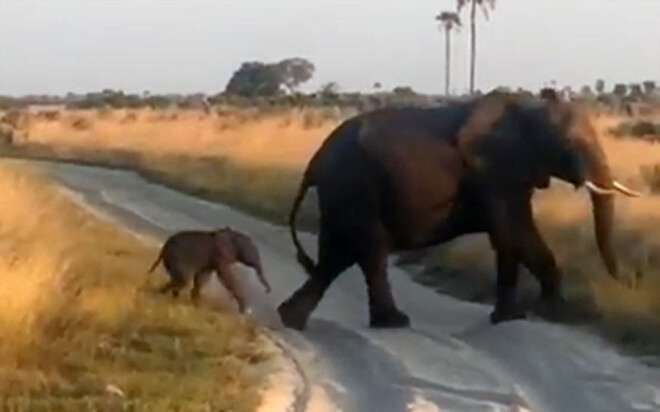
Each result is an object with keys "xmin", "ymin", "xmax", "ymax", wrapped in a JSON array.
[
  {"xmin": 609, "ymin": 120, "xmax": 660, "ymax": 142},
  {"xmin": 641, "ymin": 164, "xmax": 660, "ymax": 193},
  {"xmin": 0, "ymin": 125, "xmax": 14, "ymax": 145},
  {"xmin": 1, "ymin": 110, "xmax": 24, "ymax": 129},
  {"xmin": 36, "ymin": 110, "xmax": 61, "ymax": 121},
  {"xmin": 121, "ymin": 112, "xmax": 138, "ymax": 123},
  {"xmin": 96, "ymin": 107, "xmax": 114, "ymax": 119},
  {"xmin": 630, "ymin": 121, "xmax": 658, "ymax": 137},
  {"xmin": 70, "ymin": 116, "xmax": 93, "ymax": 131}
]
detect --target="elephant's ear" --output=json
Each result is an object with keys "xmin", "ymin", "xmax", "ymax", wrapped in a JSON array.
[
  {"xmin": 456, "ymin": 92, "xmax": 511, "ymax": 172},
  {"xmin": 456, "ymin": 92, "xmax": 550, "ymax": 190}
]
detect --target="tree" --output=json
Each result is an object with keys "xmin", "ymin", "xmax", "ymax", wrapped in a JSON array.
[
  {"xmin": 224, "ymin": 58, "xmax": 315, "ymax": 98},
  {"xmin": 224, "ymin": 61, "xmax": 284, "ymax": 98},
  {"xmin": 613, "ymin": 83, "xmax": 628, "ymax": 98},
  {"xmin": 436, "ymin": 11, "xmax": 461, "ymax": 95},
  {"xmin": 580, "ymin": 85, "xmax": 594, "ymax": 99},
  {"xmin": 629, "ymin": 84, "xmax": 643, "ymax": 99},
  {"xmin": 144, "ymin": 95, "xmax": 170, "ymax": 110},
  {"xmin": 319, "ymin": 82, "xmax": 340, "ymax": 104},
  {"xmin": 595, "ymin": 79, "xmax": 605, "ymax": 94},
  {"xmin": 275, "ymin": 57, "xmax": 315, "ymax": 94},
  {"xmin": 320, "ymin": 82, "xmax": 340, "ymax": 95},
  {"xmin": 392, "ymin": 86, "xmax": 416, "ymax": 96},
  {"xmin": 515, "ymin": 87, "xmax": 534, "ymax": 98},
  {"xmin": 642, "ymin": 80, "xmax": 656, "ymax": 95},
  {"xmin": 457, "ymin": 0, "xmax": 495, "ymax": 94}
]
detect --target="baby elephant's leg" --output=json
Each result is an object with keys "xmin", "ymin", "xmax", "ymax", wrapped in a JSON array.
[
  {"xmin": 162, "ymin": 260, "xmax": 190, "ymax": 299},
  {"xmin": 191, "ymin": 270, "xmax": 212, "ymax": 306},
  {"xmin": 159, "ymin": 279, "xmax": 185, "ymax": 298},
  {"xmin": 238, "ymin": 239, "xmax": 271, "ymax": 293},
  {"xmin": 158, "ymin": 280, "xmax": 177, "ymax": 295},
  {"xmin": 215, "ymin": 262, "xmax": 248, "ymax": 313}
]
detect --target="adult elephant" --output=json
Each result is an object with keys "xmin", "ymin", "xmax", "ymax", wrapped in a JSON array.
[{"xmin": 277, "ymin": 90, "xmax": 641, "ymax": 331}]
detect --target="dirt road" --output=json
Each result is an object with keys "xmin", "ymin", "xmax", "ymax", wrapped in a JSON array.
[{"xmin": 36, "ymin": 160, "xmax": 659, "ymax": 412}]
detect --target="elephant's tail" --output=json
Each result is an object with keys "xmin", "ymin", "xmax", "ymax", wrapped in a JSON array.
[
  {"xmin": 146, "ymin": 249, "xmax": 164, "ymax": 274},
  {"xmin": 290, "ymin": 172, "xmax": 316, "ymax": 277}
]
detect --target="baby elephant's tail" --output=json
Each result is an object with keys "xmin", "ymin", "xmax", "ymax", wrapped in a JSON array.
[{"xmin": 147, "ymin": 249, "xmax": 164, "ymax": 274}]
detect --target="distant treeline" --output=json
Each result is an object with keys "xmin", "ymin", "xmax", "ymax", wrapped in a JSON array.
[{"xmin": 0, "ymin": 80, "xmax": 657, "ymax": 113}]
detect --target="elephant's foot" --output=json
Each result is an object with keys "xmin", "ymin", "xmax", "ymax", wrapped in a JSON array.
[
  {"xmin": 489, "ymin": 305, "xmax": 527, "ymax": 324},
  {"xmin": 369, "ymin": 308, "xmax": 411, "ymax": 328},
  {"xmin": 277, "ymin": 299, "xmax": 311, "ymax": 331}
]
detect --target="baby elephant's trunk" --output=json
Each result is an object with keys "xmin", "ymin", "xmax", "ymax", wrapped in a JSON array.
[{"xmin": 257, "ymin": 266, "xmax": 272, "ymax": 293}]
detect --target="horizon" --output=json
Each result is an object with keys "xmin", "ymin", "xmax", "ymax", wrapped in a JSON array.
[{"xmin": 0, "ymin": 0, "xmax": 658, "ymax": 96}]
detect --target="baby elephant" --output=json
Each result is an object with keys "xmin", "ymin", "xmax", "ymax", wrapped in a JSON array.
[{"xmin": 147, "ymin": 227, "xmax": 271, "ymax": 312}]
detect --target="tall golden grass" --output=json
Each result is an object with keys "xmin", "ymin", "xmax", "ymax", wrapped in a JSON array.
[
  {"xmin": 23, "ymin": 107, "xmax": 338, "ymax": 169},
  {"xmin": 0, "ymin": 161, "xmax": 269, "ymax": 411},
  {"xmin": 4, "ymin": 106, "xmax": 660, "ymax": 358}
]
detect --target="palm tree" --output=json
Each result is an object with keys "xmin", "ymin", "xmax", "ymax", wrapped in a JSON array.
[
  {"xmin": 457, "ymin": 0, "xmax": 496, "ymax": 94},
  {"xmin": 435, "ymin": 11, "xmax": 461, "ymax": 95}
]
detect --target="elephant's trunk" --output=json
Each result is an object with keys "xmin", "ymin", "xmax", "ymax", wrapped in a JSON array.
[
  {"xmin": 583, "ymin": 143, "xmax": 619, "ymax": 280},
  {"xmin": 589, "ymin": 189, "xmax": 618, "ymax": 279}
]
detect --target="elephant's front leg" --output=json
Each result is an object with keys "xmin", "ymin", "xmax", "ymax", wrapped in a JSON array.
[
  {"xmin": 487, "ymin": 195, "xmax": 530, "ymax": 324},
  {"xmin": 519, "ymin": 225, "xmax": 564, "ymax": 303},
  {"xmin": 490, "ymin": 251, "xmax": 527, "ymax": 324},
  {"xmin": 215, "ymin": 261, "xmax": 248, "ymax": 313},
  {"xmin": 516, "ymin": 212, "xmax": 567, "ymax": 320}
]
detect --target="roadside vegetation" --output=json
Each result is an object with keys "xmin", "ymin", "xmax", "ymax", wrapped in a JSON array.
[
  {"xmin": 0, "ymin": 87, "xmax": 659, "ymax": 362},
  {"xmin": 0, "ymin": 160, "xmax": 270, "ymax": 411}
]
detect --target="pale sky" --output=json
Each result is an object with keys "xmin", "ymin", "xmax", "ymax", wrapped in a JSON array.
[{"xmin": 0, "ymin": 0, "xmax": 658, "ymax": 96}]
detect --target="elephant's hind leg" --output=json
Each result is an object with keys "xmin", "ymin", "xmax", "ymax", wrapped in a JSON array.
[
  {"xmin": 157, "ymin": 280, "xmax": 177, "ymax": 295},
  {"xmin": 357, "ymin": 223, "xmax": 410, "ymax": 329},
  {"xmin": 161, "ymin": 260, "xmax": 189, "ymax": 299},
  {"xmin": 278, "ymin": 227, "xmax": 355, "ymax": 331},
  {"xmin": 157, "ymin": 279, "xmax": 186, "ymax": 298}
]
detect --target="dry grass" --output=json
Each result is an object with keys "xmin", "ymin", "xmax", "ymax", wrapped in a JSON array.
[
  {"xmin": 21, "ymin": 108, "xmax": 337, "ymax": 169},
  {"xmin": 0, "ymin": 161, "xmax": 270, "ymax": 411},
  {"xmin": 0, "ymin": 107, "xmax": 332, "ymax": 226},
  {"xmin": 2, "ymin": 107, "xmax": 660, "ymax": 359}
]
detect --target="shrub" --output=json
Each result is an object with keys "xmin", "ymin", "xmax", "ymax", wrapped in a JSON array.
[
  {"xmin": 96, "ymin": 107, "xmax": 114, "ymax": 119},
  {"xmin": 1, "ymin": 110, "xmax": 24, "ymax": 129},
  {"xmin": 641, "ymin": 164, "xmax": 660, "ymax": 193},
  {"xmin": 121, "ymin": 112, "xmax": 138, "ymax": 124},
  {"xmin": 36, "ymin": 110, "xmax": 61, "ymax": 121},
  {"xmin": 609, "ymin": 120, "xmax": 660, "ymax": 142},
  {"xmin": 0, "ymin": 125, "xmax": 14, "ymax": 145},
  {"xmin": 70, "ymin": 116, "xmax": 93, "ymax": 131}
]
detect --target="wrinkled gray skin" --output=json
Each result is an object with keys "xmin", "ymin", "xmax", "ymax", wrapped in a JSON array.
[
  {"xmin": 148, "ymin": 227, "xmax": 271, "ymax": 311},
  {"xmin": 278, "ymin": 90, "xmax": 640, "ymax": 331}
]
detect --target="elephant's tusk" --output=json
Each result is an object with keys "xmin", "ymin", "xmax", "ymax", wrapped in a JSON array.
[
  {"xmin": 585, "ymin": 181, "xmax": 616, "ymax": 195},
  {"xmin": 613, "ymin": 180, "xmax": 643, "ymax": 197}
]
